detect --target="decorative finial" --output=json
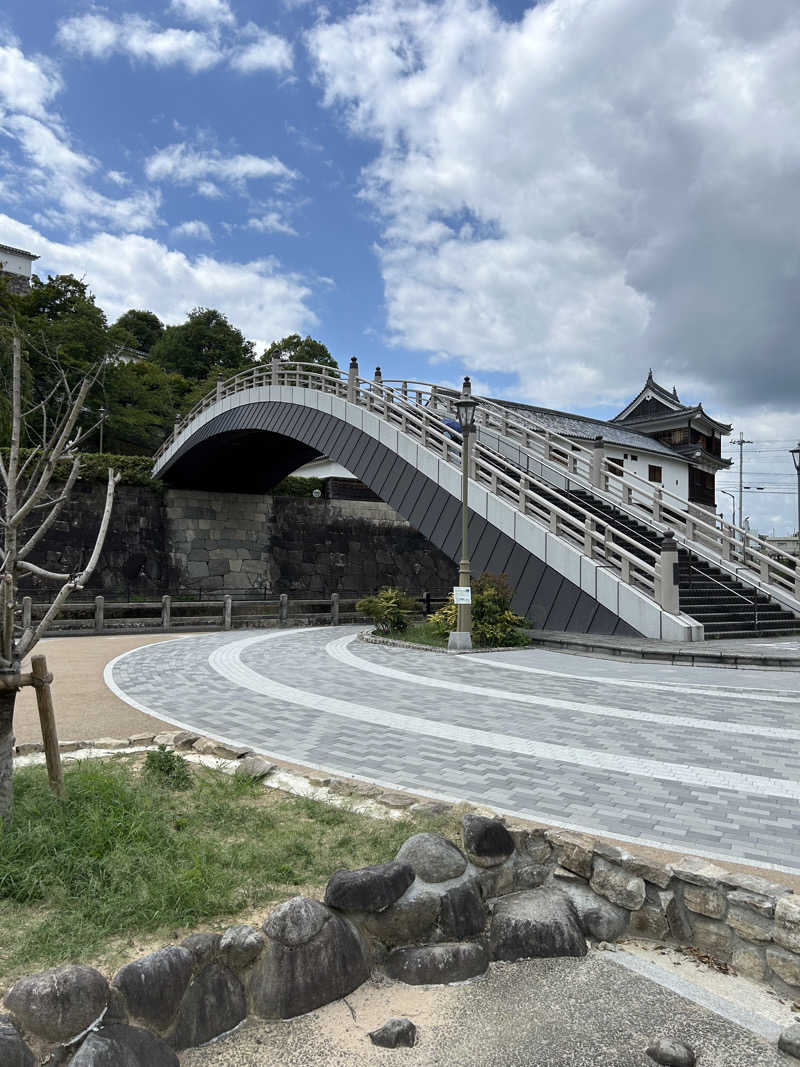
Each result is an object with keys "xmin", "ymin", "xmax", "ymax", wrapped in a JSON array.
[
  {"xmin": 349, "ymin": 356, "xmax": 358, "ymax": 367},
  {"xmin": 672, "ymin": 385, "xmax": 678, "ymax": 399},
  {"xmin": 647, "ymin": 367, "xmax": 654, "ymax": 381},
  {"xmin": 462, "ymin": 375, "xmax": 472, "ymax": 395}
]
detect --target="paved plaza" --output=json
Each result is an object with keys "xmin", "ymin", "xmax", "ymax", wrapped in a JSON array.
[{"xmin": 107, "ymin": 626, "xmax": 800, "ymax": 873}]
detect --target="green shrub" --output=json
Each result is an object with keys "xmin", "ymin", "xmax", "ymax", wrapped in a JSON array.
[
  {"xmin": 356, "ymin": 586, "xmax": 418, "ymax": 634},
  {"xmin": 143, "ymin": 746, "xmax": 192, "ymax": 790},
  {"xmin": 427, "ymin": 573, "xmax": 528, "ymax": 647},
  {"xmin": 1, "ymin": 448, "xmax": 159, "ymax": 487},
  {"xmin": 271, "ymin": 475, "xmax": 325, "ymax": 497}
]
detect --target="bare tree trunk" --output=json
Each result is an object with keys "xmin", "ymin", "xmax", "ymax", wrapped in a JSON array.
[{"xmin": 0, "ymin": 678, "xmax": 18, "ymax": 820}]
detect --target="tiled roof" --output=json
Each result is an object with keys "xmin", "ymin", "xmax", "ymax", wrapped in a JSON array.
[
  {"xmin": 490, "ymin": 399, "xmax": 681, "ymax": 458},
  {"xmin": 0, "ymin": 242, "xmax": 38, "ymax": 260}
]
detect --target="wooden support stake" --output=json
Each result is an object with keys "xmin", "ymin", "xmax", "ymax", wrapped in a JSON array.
[{"xmin": 31, "ymin": 655, "xmax": 64, "ymax": 798}]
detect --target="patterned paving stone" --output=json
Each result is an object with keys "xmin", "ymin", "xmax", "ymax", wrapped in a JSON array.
[{"xmin": 106, "ymin": 626, "xmax": 800, "ymax": 872}]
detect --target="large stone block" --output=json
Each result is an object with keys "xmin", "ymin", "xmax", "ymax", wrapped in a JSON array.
[
  {"xmin": 683, "ymin": 884, "xmax": 727, "ymax": 920},
  {"xmin": 766, "ymin": 947, "xmax": 800, "ymax": 991},
  {"xmin": 590, "ymin": 858, "xmax": 646, "ymax": 911},
  {"xmin": 775, "ymin": 897, "xmax": 800, "ymax": 954},
  {"xmin": 690, "ymin": 917, "xmax": 731, "ymax": 961},
  {"xmin": 0, "ymin": 1018, "xmax": 35, "ymax": 1066},
  {"xmin": 170, "ymin": 964, "xmax": 247, "ymax": 1050},
  {"xmin": 351, "ymin": 884, "xmax": 441, "ymax": 948},
  {"xmin": 732, "ymin": 942, "xmax": 766, "ymax": 983},
  {"xmin": 324, "ymin": 862, "xmax": 415, "ymax": 914},
  {"xmin": 462, "ymin": 814, "xmax": 514, "ymax": 868},
  {"xmin": 549, "ymin": 832, "xmax": 593, "ymax": 879},
  {"xmin": 438, "ymin": 881, "xmax": 487, "ymax": 939},
  {"xmin": 248, "ymin": 897, "xmax": 370, "ymax": 1019},
  {"xmin": 71, "ymin": 1024, "xmax": 179, "ymax": 1066},
  {"xmin": 395, "ymin": 833, "xmax": 467, "ymax": 883},
  {"xmin": 559, "ymin": 882, "xmax": 629, "ymax": 942},
  {"xmin": 112, "ymin": 947, "xmax": 193, "ymax": 1032},
  {"xmin": 726, "ymin": 899, "xmax": 773, "ymax": 943},
  {"xmin": 4, "ymin": 964, "xmax": 108, "ymax": 1043},
  {"xmin": 489, "ymin": 888, "xmax": 587, "ymax": 961},
  {"xmin": 385, "ymin": 943, "xmax": 488, "ymax": 985}
]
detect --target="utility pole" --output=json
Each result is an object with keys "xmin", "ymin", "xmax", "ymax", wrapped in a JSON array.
[{"xmin": 734, "ymin": 431, "xmax": 753, "ymax": 532}]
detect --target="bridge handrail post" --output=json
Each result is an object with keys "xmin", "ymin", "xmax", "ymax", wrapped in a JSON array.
[
  {"xmin": 94, "ymin": 596, "xmax": 104, "ymax": 633},
  {"xmin": 590, "ymin": 435, "xmax": 604, "ymax": 489},
  {"xmin": 271, "ymin": 357, "xmax": 280, "ymax": 386},
  {"xmin": 658, "ymin": 530, "xmax": 679, "ymax": 614},
  {"xmin": 223, "ymin": 595, "xmax": 232, "ymax": 631},
  {"xmin": 215, "ymin": 373, "xmax": 224, "ymax": 402},
  {"xmin": 347, "ymin": 357, "xmax": 358, "ymax": 402},
  {"xmin": 330, "ymin": 592, "xmax": 339, "ymax": 626},
  {"xmin": 161, "ymin": 595, "xmax": 171, "ymax": 632},
  {"xmin": 279, "ymin": 593, "xmax": 288, "ymax": 625}
]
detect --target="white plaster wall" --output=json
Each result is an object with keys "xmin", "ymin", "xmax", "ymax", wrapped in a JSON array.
[
  {"xmin": 605, "ymin": 444, "xmax": 688, "ymax": 508},
  {"xmin": 0, "ymin": 250, "xmax": 34, "ymax": 277}
]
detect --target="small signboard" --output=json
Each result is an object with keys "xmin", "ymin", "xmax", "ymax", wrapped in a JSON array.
[{"xmin": 453, "ymin": 586, "xmax": 472, "ymax": 605}]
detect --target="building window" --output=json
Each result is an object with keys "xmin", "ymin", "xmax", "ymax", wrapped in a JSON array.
[{"xmin": 648, "ymin": 465, "xmax": 662, "ymax": 483}]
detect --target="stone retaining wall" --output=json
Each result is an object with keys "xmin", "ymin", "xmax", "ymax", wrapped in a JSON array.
[
  {"xmin": 20, "ymin": 485, "xmax": 456, "ymax": 600},
  {"xmin": 4, "ymin": 736, "xmax": 799, "ymax": 1064}
]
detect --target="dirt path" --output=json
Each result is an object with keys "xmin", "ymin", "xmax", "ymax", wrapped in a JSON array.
[{"xmin": 14, "ymin": 633, "xmax": 178, "ymax": 745}]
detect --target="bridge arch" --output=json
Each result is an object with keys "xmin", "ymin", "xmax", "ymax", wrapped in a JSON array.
[{"xmin": 155, "ymin": 376, "xmax": 698, "ymax": 639}]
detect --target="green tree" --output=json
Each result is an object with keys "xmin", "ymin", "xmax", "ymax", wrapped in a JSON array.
[
  {"xmin": 99, "ymin": 359, "xmax": 187, "ymax": 455},
  {"xmin": 150, "ymin": 307, "xmax": 255, "ymax": 380},
  {"xmin": 14, "ymin": 274, "xmax": 109, "ymax": 378},
  {"xmin": 109, "ymin": 309, "xmax": 164, "ymax": 354},
  {"xmin": 264, "ymin": 333, "xmax": 338, "ymax": 369}
]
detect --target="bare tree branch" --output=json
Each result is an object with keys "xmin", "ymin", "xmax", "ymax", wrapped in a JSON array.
[
  {"xmin": 17, "ymin": 561, "xmax": 72, "ymax": 581},
  {"xmin": 18, "ymin": 467, "xmax": 119, "ymax": 657},
  {"xmin": 17, "ymin": 457, "xmax": 80, "ymax": 561}
]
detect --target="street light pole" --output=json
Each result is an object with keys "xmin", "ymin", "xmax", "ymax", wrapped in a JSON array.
[
  {"xmin": 719, "ymin": 489, "xmax": 735, "ymax": 527},
  {"xmin": 448, "ymin": 377, "xmax": 478, "ymax": 652},
  {"xmin": 791, "ymin": 442, "xmax": 800, "ymax": 551}
]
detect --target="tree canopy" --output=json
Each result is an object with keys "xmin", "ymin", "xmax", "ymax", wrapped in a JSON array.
[
  {"xmin": 151, "ymin": 307, "xmax": 256, "ymax": 380},
  {"xmin": 109, "ymin": 309, "xmax": 164, "ymax": 354},
  {"xmin": 264, "ymin": 333, "xmax": 338, "ymax": 369}
]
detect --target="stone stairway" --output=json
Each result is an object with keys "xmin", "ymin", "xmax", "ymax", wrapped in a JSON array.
[{"xmin": 570, "ymin": 490, "xmax": 800, "ymax": 639}]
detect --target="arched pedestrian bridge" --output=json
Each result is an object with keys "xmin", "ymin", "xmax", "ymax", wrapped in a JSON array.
[{"xmin": 153, "ymin": 361, "xmax": 800, "ymax": 642}]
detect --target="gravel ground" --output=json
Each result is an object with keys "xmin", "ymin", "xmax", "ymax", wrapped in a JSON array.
[{"xmin": 180, "ymin": 954, "xmax": 793, "ymax": 1067}]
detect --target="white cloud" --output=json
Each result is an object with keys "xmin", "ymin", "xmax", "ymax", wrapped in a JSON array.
[
  {"xmin": 231, "ymin": 25, "xmax": 294, "ymax": 73},
  {"xmin": 0, "ymin": 37, "xmax": 160, "ymax": 231},
  {"xmin": 0, "ymin": 42, "xmax": 61, "ymax": 118},
  {"xmin": 248, "ymin": 212, "xmax": 298, "ymax": 236},
  {"xmin": 169, "ymin": 0, "xmax": 235, "ymax": 26},
  {"xmin": 145, "ymin": 142, "xmax": 297, "ymax": 188},
  {"xmin": 57, "ymin": 12, "xmax": 293, "ymax": 76},
  {"xmin": 308, "ymin": 0, "xmax": 800, "ymax": 420},
  {"xmin": 0, "ymin": 213, "xmax": 317, "ymax": 349},
  {"xmin": 57, "ymin": 13, "xmax": 223, "ymax": 73},
  {"xmin": 172, "ymin": 219, "xmax": 213, "ymax": 240}
]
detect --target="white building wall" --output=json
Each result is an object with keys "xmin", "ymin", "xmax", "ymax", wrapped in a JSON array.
[
  {"xmin": 0, "ymin": 250, "xmax": 35, "ymax": 279},
  {"xmin": 604, "ymin": 444, "xmax": 689, "ymax": 509}
]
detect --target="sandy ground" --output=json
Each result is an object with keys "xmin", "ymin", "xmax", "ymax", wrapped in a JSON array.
[
  {"xmin": 13, "ymin": 633, "xmax": 176, "ymax": 744},
  {"xmin": 179, "ymin": 954, "xmax": 794, "ymax": 1066}
]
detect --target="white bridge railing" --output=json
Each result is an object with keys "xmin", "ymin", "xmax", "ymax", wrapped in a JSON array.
[{"xmin": 154, "ymin": 360, "xmax": 800, "ymax": 613}]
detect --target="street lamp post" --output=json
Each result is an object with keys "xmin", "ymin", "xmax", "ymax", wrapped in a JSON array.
[
  {"xmin": 719, "ymin": 489, "xmax": 735, "ymax": 527},
  {"xmin": 791, "ymin": 442, "xmax": 800, "ymax": 551},
  {"xmin": 448, "ymin": 377, "xmax": 478, "ymax": 652}
]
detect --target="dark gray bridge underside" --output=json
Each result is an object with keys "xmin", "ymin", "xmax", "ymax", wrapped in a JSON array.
[{"xmin": 160, "ymin": 401, "xmax": 638, "ymax": 635}]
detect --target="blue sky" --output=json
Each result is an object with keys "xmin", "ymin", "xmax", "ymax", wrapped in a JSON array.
[{"xmin": 1, "ymin": 0, "xmax": 799, "ymax": 532}]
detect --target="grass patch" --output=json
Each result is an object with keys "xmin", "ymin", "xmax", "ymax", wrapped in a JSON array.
[
  {"xmin": 0, "ymin": 759, "xmax": 457, "ymax": 983},
  {"xmin": 380, "ymin": 624, "xmax": 450, "ymax": 648}
]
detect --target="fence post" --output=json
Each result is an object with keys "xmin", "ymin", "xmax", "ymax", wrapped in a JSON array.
[
  {"xmin": 422, "ymin": 591, "xmax": 431, "ymax": 616},
  {"xmin": 584, "ymin": 518, "xmax": 595, "ymax": 557},
  {"xmin": 347, "ymin": 357, "xmax": 358, "ymax": 402},
  {"xmin": 330, "ymin": 592, "xmax": 339, "ymax": 626},
  {"xmin": 279, "ymin": 593, "xmax": 288, "ymax": 624},
  {"xmin": 22, "ymin": 596, "xmax": 32, "ymax": 631},
  {"xmin": 659, "ymin": 530, "xmax": 679, "ymax": 615},
  {"xmin": 591, "ymin": 435, "xmax": 604, "ymax": 489},
  {"xmin": 94, "ymin": 595, "xmax": 104, "ymax": 633},
  {"xmin": 161, "ymin": 595, "xmax": 171, "ymax": 632},
  {"xmin": 31, "ymin": 655, "xmax": 64, "ymax": 798},
  {"xmin": 652, "ymin": 488, "xmax": 662, "ymax": 522},
  {"xmin": 223, "ymin": 595, "xmax": 232, "ymax": 631}
]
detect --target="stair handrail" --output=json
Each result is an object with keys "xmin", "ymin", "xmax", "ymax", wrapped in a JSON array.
[
  {"xmin": 684, "ymin": 560, "xmax": 759, "ymax": 631},
  {"xmin": 380, "ymin": 377, "xmax": 800, "ymax": 599}
]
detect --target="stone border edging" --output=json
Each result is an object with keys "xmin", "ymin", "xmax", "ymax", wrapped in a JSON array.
[
  {"xmin": 6, "ymin": 737, "xmax": 800, "ymax": 1064},
  {"xmin": 358, "ymin": 630, "xmax": 532, "ymax": 655}
]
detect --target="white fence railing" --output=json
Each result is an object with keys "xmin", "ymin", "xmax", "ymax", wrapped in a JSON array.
[{"xmin": 154, "ymin": 360, "xmax": 799, "ymax": 613}]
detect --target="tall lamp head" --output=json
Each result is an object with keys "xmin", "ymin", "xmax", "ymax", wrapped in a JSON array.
[{"xmin": 455, "ymin": 376, "xmax": 478, "ymax": 434}]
